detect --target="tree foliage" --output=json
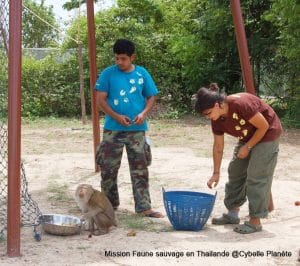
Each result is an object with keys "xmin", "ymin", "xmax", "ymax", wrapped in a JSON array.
[
  {"xmin": 12, "ymin": 0, "xmax": 299, "ymax": 127},
  {"xmin": 22, "ymin": 0, "xmax": 59, "ymax": 47},
  {"xmin": 264, "ymin": 0, "xmax": 300, "ymax": 126},
  {"xmin": 0, "ymin": 51, "xmax": 8, "ymax": 118},
  {"xmin": 62, "ymin": 0, "xmax": 98, "ymax": 11}
]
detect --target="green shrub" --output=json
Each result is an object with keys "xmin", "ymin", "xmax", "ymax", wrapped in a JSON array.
[
  {"xmin": 282, "ymin": 96, "xmax": 300, "ymax": 128},
  {"xmin": 21, "ymin": 51, "xmax": 90, "ymax": 118}
]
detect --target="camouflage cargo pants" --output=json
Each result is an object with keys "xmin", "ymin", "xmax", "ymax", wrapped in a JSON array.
[{"xmin": 96, "ymin": 130, "xmax": 152, "ymax": 213}]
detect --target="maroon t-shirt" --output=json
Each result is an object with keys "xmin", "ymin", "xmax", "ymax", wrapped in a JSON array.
[{"xmin": 212, "ymin": 93, "xmax": 282, "ymax": 143}]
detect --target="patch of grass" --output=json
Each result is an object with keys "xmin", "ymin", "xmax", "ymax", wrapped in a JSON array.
[
  {"xmin": 116, "ymin": 211, "xmax": 172, "ymax": 232},
  {"xmin": 47, "ymin": 182, "xmax": 73, "ymax": 203},
  {"xmin": 118, "ymin": 213, "xmax": 149, "ymax": 230},
  {"xmin": 150, "ymin": 120, "xmax": 177, "ymax": 131},
  {"xmin": 22, "ymin": 117, "xmax": 105, "ymax": 130},
  {"xmin": 22, "ymin": 117, "xmax": 83, "ymax": 128}
]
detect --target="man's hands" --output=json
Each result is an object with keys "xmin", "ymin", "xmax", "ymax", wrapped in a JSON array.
[
  {"xmin": 133, "ymin": 113, "xmax": 146, "ymax": 125},
  {"xmin": 116, "ymin": 115, "xmax": 132, "ymax": 126},
  {"xmin": 116, "ymin": 113, "xmax": 146, "ymax": 126}
]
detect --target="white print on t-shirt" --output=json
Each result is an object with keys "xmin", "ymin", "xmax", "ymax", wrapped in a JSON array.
[
  {"xmin": 233, "ymin": 113, "xmax": 239, "ymax": 120},
  {"xmin": 232, "ymin": 112, "xmax": 249, "ymax": 139},
  {"xmin": 130, "ymin": 87, "xmax": 136, "ymax": 93},
  {"xmin": 239, "ymin": 119, "xmax": 246, "ymax": 125}
]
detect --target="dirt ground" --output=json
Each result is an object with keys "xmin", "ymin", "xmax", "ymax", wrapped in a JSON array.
[{"xmin": 0, "ymin": 116, "xmax": 299, "ymax": 266}]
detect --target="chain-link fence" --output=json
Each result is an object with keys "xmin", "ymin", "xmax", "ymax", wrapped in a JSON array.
[
  {"xmin": 0, "ymin": 0, "xmax": 9, "ymax": 55},
  {"xmin": 0, "ymin": 126, "xmax": 43, "ymax": 239},
  {"xmin": 0, "ymin": 0, "xmax": 41, "ymax": 241},
  {"xmin": 0, "ymin": 124, "xmax": 42, "ymax": 239},
  {"xmin": 0, "ymin": 0, "xmax": 9, "ymax": 121}
]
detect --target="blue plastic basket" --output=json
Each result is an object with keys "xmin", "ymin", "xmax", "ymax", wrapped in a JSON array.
[{"xmin": 163, "ymin": 188, "xmax": 217, "ymax": 231}]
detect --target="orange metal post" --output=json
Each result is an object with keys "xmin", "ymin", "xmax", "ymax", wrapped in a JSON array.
[
  {"xmin": 86, "ymin": 0, "xmax": 100, "ymax": 172},
  {"xmin": 7, "ymin": 0, "xmax": 22, "ymax": 257},
  {"xmin": 230, "ymin": 0, "xmax": 256, "ymax": 95}
]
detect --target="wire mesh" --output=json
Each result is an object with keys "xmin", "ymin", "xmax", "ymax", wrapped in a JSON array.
[
  {"xmin": 0, "ymin": 0, "xmax": 8, "ymax": 120},
  {"xmin": 0, "ymin": 123, "xmax": 42, "ymax": 238},
  {"xmin": 0, "ymin": 0, "xmax": 9, "ymax": 55}
]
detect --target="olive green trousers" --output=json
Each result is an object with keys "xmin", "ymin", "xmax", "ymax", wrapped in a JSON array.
[{"xmin": 224, "ymin": 139, "xmax": 279, "ymax": 218}]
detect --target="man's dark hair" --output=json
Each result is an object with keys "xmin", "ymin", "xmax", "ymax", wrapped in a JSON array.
[{"xmin": 113, "ymin": 39, "xmax": 135, "ymax": 56}]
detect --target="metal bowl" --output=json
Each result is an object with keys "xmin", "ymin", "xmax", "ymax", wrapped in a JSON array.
[{"xmin": 39, "ymin": 214, "xmax": 82, "ymax": 236}]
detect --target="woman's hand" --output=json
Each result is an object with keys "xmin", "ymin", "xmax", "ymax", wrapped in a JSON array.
[
  {"xmin": 237, "ymin": 145, "xmax": 250, "ymax": 159},
  {"xmin": 207, "ymin": 173, "xmax": 220, "ymax": 189}
]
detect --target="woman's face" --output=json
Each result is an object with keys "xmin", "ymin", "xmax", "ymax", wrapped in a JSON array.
[{"xmin": 202, "ymin": 103, "xmax": 221, "ymax": 121}]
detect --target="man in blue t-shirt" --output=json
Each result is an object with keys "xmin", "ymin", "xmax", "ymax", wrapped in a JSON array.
[{"xmin": 95, "ymin": 39, "xmax": 163, "ymax": 218}]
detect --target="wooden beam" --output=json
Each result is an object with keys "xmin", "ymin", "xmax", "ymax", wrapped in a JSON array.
[
  {"xmin": 86, "ymin": 0, "xmax": 100, "ymax": 172},
  {"xmin": 230, "ymin": 0, "xmax": 256, "ymax": 94}
]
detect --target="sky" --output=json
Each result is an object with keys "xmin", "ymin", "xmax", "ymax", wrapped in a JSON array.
[{"xmin": 43, "ymin": 0, "xmax": 116, "ymax": 25}]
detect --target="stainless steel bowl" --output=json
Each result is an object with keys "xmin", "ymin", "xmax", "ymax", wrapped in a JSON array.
[{"xmin": 39, "ymin": 214, "xmax": 82, "ymax": 236}]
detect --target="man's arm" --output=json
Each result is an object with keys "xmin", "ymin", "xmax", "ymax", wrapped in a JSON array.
[{"xmin": 133, "ymin": 96, "xmax": 156, "ymax": 125}]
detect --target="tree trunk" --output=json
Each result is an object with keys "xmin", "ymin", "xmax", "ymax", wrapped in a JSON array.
[{"xmin": 78, "ymin": 42, "xmax": 87, "ymax": 124}]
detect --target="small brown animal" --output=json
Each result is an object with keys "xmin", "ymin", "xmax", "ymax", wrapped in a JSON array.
[{"xmin": 75, "ymin": 184, "xmax": 116, "ymax": 235}]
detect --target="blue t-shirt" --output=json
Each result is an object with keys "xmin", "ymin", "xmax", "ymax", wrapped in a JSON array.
[{"xmin": 95, "ymin": 65, "xmax": 158, "ymax": 131}]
